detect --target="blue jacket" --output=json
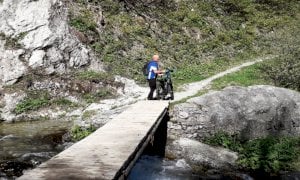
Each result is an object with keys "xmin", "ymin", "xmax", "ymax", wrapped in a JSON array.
[{"xmin": 147, "ymin": 61, "xmax": 159, "ymax": 80}]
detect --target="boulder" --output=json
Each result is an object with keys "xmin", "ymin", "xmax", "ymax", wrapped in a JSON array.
[
  {"xmin": 166, "ymin": 138, "xmax": 238, "ymax": 170},
  {"xmin": 170, "ymin": 85, "xmax": 300, "ymax": 140},
  {"xmin": 0, "ymin": 0, "xmax": 101, "ymax": 86}
]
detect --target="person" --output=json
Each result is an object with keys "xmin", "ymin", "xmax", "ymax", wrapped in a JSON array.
[{"xmin": 147, "ymin": 55, "xmax": 164, "ymax": 100}]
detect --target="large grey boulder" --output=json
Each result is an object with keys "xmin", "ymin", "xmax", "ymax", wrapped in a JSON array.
[
  {"xmin": 0, "ymin": 0, "xmax": 101, "ymax": 87},
  {"xmin": 170, "ymin": 85, "xmax": 300, "ymax": 140},
  {"xmin": 166, "ymin": 138, "xmax": 238, "ymax": 170}
]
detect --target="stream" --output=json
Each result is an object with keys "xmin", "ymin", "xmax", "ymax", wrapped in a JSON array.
[
  {"xmin": 0, "ymin": 120, "xmax": 73, "ymax": 179},
  {"xmin": 1, "ymin": 120, "xmax": 299, "ymax": 180}
]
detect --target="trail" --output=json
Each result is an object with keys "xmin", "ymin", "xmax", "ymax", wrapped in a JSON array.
[
  {"xmin": 80, "ymin": 56, "xmax": 273, "ymax": 125},
  {"xmin": 173, "ymin": 56, "xmax": 274, "ymax": 102}
]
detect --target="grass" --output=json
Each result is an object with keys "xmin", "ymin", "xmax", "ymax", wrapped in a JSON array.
[
  {"xmin": 211, "ymin": 63, "xmax": 271, "ymax": 90},
  {"xmin": 171, "ymin": 62, "xmax": 273, "ymax": 106},
  {"xmin": 14, "ymin": 91, "xmax": 80, "ymax": 114},
  {"xmin": 69, "ymin": 9, "xmax": 97, "ymax": 32},
  {"xmin": 67, "ymin": 0, "xmax": 299, "ymax": 83},
  {"xmin": 205, "ymin": 131, "xmax": 300, "ymax": 174}
]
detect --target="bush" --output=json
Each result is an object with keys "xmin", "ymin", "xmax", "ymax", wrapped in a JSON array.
[
  {"xmin": 261, "ymin": 53, "xmax": 300, "ymax": 91},
  {"xmin": 204, "ymin": 131, "xmax": 243, "ymax": 152},
  {"xmin": 238, "ymin": 137, "xmax": 300, "ymax": 173},
  {"xmin": 69, "ymin": 9, "xmax": 97, "ymax": 32},
  {"xmin": 205, "ymin": 132, "xmax": 300, "ymax": 174},
  {"xmin": 15, "ymin": 98, "xmax": 49, "ymax": 114},
  {"xmin": 71, "ymin": 125, "xmax": 97, "ymax": 141},
  {"xmin": 76, "ymin": 71, "xmax": 115, "ymax": 82},
  {"xmin": 82, "ymin": 88, "xmax": 114, "ymax": 103}
]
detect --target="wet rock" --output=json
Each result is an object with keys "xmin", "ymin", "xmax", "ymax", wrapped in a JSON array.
[
  {"xmin": 281, "ymin": 172, "xmax": 300, "ymax": 180},
  {"xmin": 170, "ymin": 85, "xmax": 300, "ymax": 141},
  {"xmin": 0, "ymin": 161, "xmax": 33, "ymax": 178},
  {"xmin": 167, "ymin": 138, "xmax": 238, "ymax": 170}
]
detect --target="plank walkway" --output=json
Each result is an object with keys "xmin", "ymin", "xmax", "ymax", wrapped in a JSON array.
[{"xmin": 19, "ymin": 101, "xmax": 169, "ymax": 180}]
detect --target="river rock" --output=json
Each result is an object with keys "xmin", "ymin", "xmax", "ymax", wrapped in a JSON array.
[
  {"xmin": 166, "ymin": 138, "xmax": 238, "ymax": 170},
  {"xmin": 170, "ymin": 85, "xmax": 300, "ymax": 140}
]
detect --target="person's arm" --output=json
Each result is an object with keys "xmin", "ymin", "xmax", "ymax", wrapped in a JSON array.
[{"xmin": 154, "ymin": 69, "xmax": 165, "ymax": 74}]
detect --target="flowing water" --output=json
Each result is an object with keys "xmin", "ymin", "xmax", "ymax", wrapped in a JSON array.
[
  {"xmin": 128, "ymin": 155, "xmax": 257, "ymax": 180},
  {"xmin": 0, "ymin": 120, "xmax": 73, "ymax": 179}
]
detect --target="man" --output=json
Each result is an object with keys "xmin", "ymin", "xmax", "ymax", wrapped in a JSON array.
[{"xmin": 147, "ymin": 55, "xmax": 164, "ymax": 100}]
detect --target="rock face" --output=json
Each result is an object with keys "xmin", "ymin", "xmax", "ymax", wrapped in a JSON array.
[
  {"xmin": 170, "ymin": 85, "xmax": 300, "ymax": 141},
  {"xmin": 0, "ymin": 0, "xmax": 100, "ymax": 87},
  {"xmin": 167, "ymin": 138, "xmax": 238, "ymax": 170}
]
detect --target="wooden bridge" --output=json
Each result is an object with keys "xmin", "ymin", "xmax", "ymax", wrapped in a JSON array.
[{"xmin": 19, "ymin": 101, "xmax": 169, "ymax": 180}]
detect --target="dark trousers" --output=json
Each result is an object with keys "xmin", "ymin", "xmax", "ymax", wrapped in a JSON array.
[{"xmin": 147, "ymin": 79, "xmax": 156, "ymax": 100}]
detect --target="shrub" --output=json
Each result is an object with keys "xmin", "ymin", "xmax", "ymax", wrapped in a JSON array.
[
  {"xmin": 71, "ymin": 125, "xmax": 97, "ymax": 141},
  {"xmin": 15, "ymin": 97, "xmax": 50, "ymax": 114},
  {"xmin": 69, "ymin": 9, "xmax": 97, "ymax": 32},
  {"xmin": 238, "ymin": 137, "xmax": 300, "ymax": 173},
  {"xmin": 205, "ymin": 132, "xmax": 300, "ymax": 174},
  {"xmin": 204, "ymin": 131, "xmax": 243, "ymax": 152},
  {"xmin": 76, "ymin": 71, "xmax": 114, "ymax": 82},
  {"xmin": 260, "ymin": 52, "xmax": 300, "ymax": 91},
  {"xmin": 82, "ymin": 88, "xmax": 114, "ymax": 103}
]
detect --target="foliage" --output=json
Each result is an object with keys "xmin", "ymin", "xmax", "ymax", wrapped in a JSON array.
[
  {"xmin": 69, "ymin": 9, "xmax": 97, "ymax": 32},
  {"xmin": 15, "ymin": 92, "xmax": 79, "ymax": 114},
  {"xmin": 82, "ymin": 88, "xmax": 114, "ymax": 103},
  {"xmin": 71, "ymin": 125, "xmax": 97, "ymax": 141},
  {"xmin": 205, "ymin": 132, "xmax": 300, "ymax": 174},
  {"xmin": 76, "ymin": 71, "xmax": 114, "ymax": 82},
  {"xmin": 82, "ymin": 110, "xmax": 97, "ymax": 119},
  {"xmin": 260, "ymin": 47, "xmax": 300, "ymax": 91},
  {"xmin": 68, "ymin": 0, "xmax": 300, "ymax": 82},
  {"xmin": 204, "ymin": 131, "xmax": 243, "ymax": 152},
  {"xmin": 51, "ymin": 98, "xmax": 79, "ymax": 108},
  {"xmin": 238, "ymin": 137, "xmax": 300, "ymax": 173},
  {"xmin": 211, "ymin": 63, "xmax": 271, "ymax": 90},
  {"xmin": 15, "ymin": 92, "xmax": 50, "ymax": 114}
]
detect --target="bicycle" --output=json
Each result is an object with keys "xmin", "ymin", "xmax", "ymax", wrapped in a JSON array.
[{"xmin": 156, "ymin": 68, "xmax": 174, "ymax": 100}]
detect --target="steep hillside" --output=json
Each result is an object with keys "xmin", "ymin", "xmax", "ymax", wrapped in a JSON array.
[
  {"xmin": 67, "ymin": 0, "xmax": 299, "ymax": 82},
  {"xmin": 0, "ymin": 0, "xmax": 299, "ymax": 121}
]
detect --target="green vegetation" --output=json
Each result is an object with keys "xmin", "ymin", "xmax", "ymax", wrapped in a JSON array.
[
  {"xmin": 82, "ymin": 88, "xmax": 114, "ymax": 103},
  {"xmin": 205, "ymin": 131, "xmax": 300, "ymax": 174},
  {"xmin": 15, "ymin": 91, "xmax": 79, "ymax": 114},
  {"xmin": 52, "ymin": 98, "xmax": 79, "ymax": 108},
  {"xmin": 260, "ymin": 32, "xmax": 300, "ymax": 91},
  {"xmin": 204, "ymin": 131, "xmax": 242, "ymax": 152},
  {"xmin": 211, "ymin": 63, "xmax": 271, "ymax": 90},
  {"xmin": 69, "ymin": 9, "xmax": 97, "ymax": 32},
  {"xmin": 71, "ymin": 124, "xmax": 97, "ymax": 141},
  {"xmin": 76, "ymin": 71, "xmax": 114, "ymax": 82},
  {"xmin": 82, "ymin": 110, "xmax": 97, "ymax": 119},
  {"xmin": 0, "ymin": 32, "xmax": 28, "ymax": 49},
  {"xmin": 68, "ymin": 0, "xmax": 299, "ymax": 82},
  {"xmin": 15, "ymin": 95, "xmax": 50, "ymax": 114}
]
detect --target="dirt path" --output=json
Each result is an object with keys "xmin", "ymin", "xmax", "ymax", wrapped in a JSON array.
[{"xmin": 173, "ymin": 56, "xmax": 274, "ymax": 102}]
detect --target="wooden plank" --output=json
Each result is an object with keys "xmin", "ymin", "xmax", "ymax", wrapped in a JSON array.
[{"xmin": 19, "ymin": 101, "xmax": 169, "ymax": 180}]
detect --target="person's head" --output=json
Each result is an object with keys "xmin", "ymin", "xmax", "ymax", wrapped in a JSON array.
[{"xmin": 152, "ymin": 55, "xmax": 160, "ymax": 62}]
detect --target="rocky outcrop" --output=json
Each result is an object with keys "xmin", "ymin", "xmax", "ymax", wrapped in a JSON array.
[
  {"xmin": 0, "ymin": 0, "xmax": 101, "ymax": 87},
  {"xmin": 166, "ymin": 138, "xmax": 238, "ymax": 170},
  {"xmin": 167, "ymin": 85, "xmax": 300, "ymax": 172},
  {"xmin": 170, "ymin": 85, "xmax": 300, "ymax": 141}
]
